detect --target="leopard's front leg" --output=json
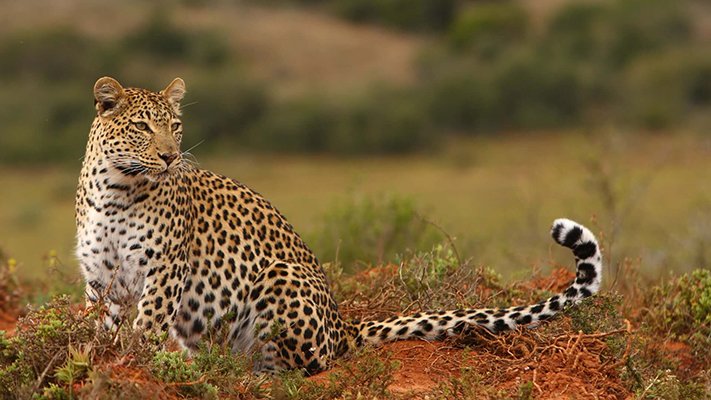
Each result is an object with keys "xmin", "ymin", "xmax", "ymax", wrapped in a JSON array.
[
  {"xmin": 84, "ymin": 279, "xmax": 124, "ymax": 331},
  {"xmin": 133, "ymin": 252, "xmax": 189, "ymax": 336}
]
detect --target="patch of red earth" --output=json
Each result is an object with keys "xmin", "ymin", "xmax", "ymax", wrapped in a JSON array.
[
  {"xmin": 659, "ymin": 340, "xmax": 706, "ymax": 380},
  {"xmin": 0, "ymin": 309, "xmax": 20, "ymax": 335},
  {"xmin": 0, "ymin": 302, "xmax": 84, "ymax": 336},
  {"xmin": 311, "ymin": 330, "xmax": 635, "ymax": 399},
  {"xmin": 373, "ymin": 340, "xmax": 463, "ymax": 394},
  {"xmin": 522, "ymin": 267, "xmax": 575, "ymax": 293},
  {"xmin": 309, "ymin": 339, "xmax": 463, "ymax": 395},
  {"xmin": 351, "ymin": 264, "xmax": 398, "ymax": 283}
]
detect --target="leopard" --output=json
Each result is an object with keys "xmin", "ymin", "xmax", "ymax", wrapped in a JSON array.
[{"xmin": 76, "ymin": 76, "xmax": 603, "ymax": 375}]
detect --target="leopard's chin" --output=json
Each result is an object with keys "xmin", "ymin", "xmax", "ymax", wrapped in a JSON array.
[{"xmin": 147, "ymin": 168, "xmax": 179, "ymax": 182}]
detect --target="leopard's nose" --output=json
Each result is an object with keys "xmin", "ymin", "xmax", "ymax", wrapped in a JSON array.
[{"xmin": 158, "ymin": 152, "xmax": 179, "ymax": 166}]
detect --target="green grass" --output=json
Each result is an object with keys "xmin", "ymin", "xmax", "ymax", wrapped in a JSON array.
[{"xmin": 0, "ymin": 132, "xmax": 709, "ymax": 285}]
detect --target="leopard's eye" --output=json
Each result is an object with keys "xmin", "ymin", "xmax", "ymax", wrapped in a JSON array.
[
  {"xmin": 171, "ymin": 122, "xmax": 182, "ymax": 131},
  {"xmin": 133, "ymin": 121, "xmax": 150, "ymax": 131}
]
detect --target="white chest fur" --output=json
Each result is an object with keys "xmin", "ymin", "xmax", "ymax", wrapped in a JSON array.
[{"xmin": 76, "ymin": 177, "xmax": 155, "ymax": 307}]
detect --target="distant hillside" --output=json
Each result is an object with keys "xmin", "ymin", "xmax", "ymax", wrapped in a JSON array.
[
  {"xmin": 0, "ymin": 0, "xmax": 708, "ymax": 163},
  {"xmin": 0, "ymin": 0, "xmax": 422, "ymax": 97}
]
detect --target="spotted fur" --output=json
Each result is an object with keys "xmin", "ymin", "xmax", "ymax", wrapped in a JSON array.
[{"xmin": 76, "ymin": 77, "xmax": 603, "ymax": 375}]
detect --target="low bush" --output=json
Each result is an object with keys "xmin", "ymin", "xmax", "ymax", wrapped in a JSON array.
[
  {"xmin": 185, "ymin": 75, "xmax": 270, "ymax": 146},
  {"xmin": 423, "ymin": 69, "xmax": 502, "ymax": 132},
  {"xmin": 331, "ymin": 88, "xmax": 433, "ymax": 154},
  {"xmin": 448, "ymin": 3, "xmax": 528, "ymax": 58},
  {"xmin": 622, "ymin": 50, "xmax": 711, "ymax": 129},
  {"xmin": 422, "ymin": 52, "xmax": 590, "ymax": 132},
  {"xmin": 641, "ymin": 269, "xmax": 711, "ymax": 355},
  {"xmin": 332, "ymin": 0, "xmax": 456, "ymax": 32},
  {"xmin": 247, "ymin": 96, "xmax": 339, "ymax": 153},
  {"xmin": 122, "ymin": 12, "xmax": 230, "ymax": 67},
  {"xmin": 0, "ymin": 28, "xmax": 100, "ymax": 81},
  {"xmin": 310, "ymin": 194, "xmax": 443, "ymax": 272},
  {"xmin": 248, "ymin": 87, "xmax": 434, "ymax": 155}
]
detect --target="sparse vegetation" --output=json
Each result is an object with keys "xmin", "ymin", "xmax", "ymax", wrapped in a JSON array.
[
  {"xmin": 640, "ymin": 269, "xmax": 711, "ymax": 363},
  {"xmin": 0, "ymin": 225, "xmax": 709, "ymax": 398}
]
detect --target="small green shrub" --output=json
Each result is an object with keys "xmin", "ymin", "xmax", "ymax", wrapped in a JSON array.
[
  {"xmin": 632, "ymin": 369, "xmax": 709, "ymax": 400},
  {"xmin": 38, "ymin": 384, "xmax": 72, "ymax": 400},
  {"xmin": 605, "ymin": 0, "xmax": 691, "ymax": 67},
  {"xmin": 277, "ymin": 346, "xmax": 399, "ymax": 399},
  {"xmin": 0, "ymin": 297, "xmax": 107, "ymax": 398},
  {"xmin": 493, "ymin": 52, "xmax": 585, "ymax": 129},
  {"xmin": 0, "ymin": 27, "xmax": 100, "ymax": 81},
  {"xmin": 122, "ymin": 12, "xmax": 229, "ymax": 67},
  {"xmin": 55, "ymin": 345, "xmax": 91, "ymax": 387},
  {"xmin": 642, "ymin": 269, "xmax": 711, "ymax": 351},
  {"xmin": 248, "ymin": 96, "xmax": 339, "ymax": 153},
  {"xmin": 333, "ymin": 241, "xmax": 500, "ymax": 317},
  {"xmin": 396, "ymin": 243, "xmax": 459, "ymax": 301},
  {"xmin": 250, "ymin": 87, "xmax": 434, "ymax": 155},
  {"xmin": 0, "ymin": 250, "xmax": 21, "ymax": 314},
  {"xmin": 432, "ymin": 362, "xmax": 511, "ymax": 399},
  {"xmin": 151, "ymin": 350, "xmax": 218, "ymax": 398},
  {"xmin": 565, "ymin": 293, "xmax": 625, "ymax": 335},
  {"xmin": 332, "ymin": 88, "xmax": 433, "ymax": 154},
  {"xmin": 448, "ymin": 3, "xmax": 528, "ymax": 57},
  {"xmin": 310, "ymin": 194, "xmax": 443, "ymax": 271},
  {"xmin": 623, "ymin": 51, "xmax": 711, "ymax": 129},
  {"xmin": 191, "ymin": 342, "xmax": 267, "ymax": 398},
  {"xmin": 333, "ymin": 0, "xmax": 456, "ymax": 32}
]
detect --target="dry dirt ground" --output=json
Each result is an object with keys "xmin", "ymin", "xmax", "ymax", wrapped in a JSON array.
[{"xmin": 309, "ymin": 267, "xmax": 635, "ymax": 399}]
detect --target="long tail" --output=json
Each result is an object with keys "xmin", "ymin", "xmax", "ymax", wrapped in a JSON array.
[{"xmin": 355, "ymin": 218, "xmax": 602, "ymax": 345}]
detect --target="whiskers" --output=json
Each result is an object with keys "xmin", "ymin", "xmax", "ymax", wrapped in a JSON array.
[
  {"xmin": 98, "ymin": 148, "xmax": 203, "ymax": 183},
  {"xmin": 179, "ymin": 101, "xmax": 199, "ymax": 111},
  {"xmin": 180, "ymin": 140, "xmax": 205, "ymax": 169},
  {"xmin": 103, "ymin": 155, "xmax": 151, "ymax": 180}
]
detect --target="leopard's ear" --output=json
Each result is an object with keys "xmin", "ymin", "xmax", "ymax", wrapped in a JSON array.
[
  {"xmin": 93, "ymin": 77, "xmax": 125, "ymax": 117},
  {"xmin": 161, "ymin": 77, "xmax": 186, "ymax": 115}
]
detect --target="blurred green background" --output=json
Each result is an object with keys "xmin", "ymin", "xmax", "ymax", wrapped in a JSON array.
[{"xmin": 0, "ymin": 0, "xmax": 709, "ymax": 287}]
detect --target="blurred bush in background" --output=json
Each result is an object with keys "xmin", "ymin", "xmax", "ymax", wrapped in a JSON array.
[
  {"xmin": 309, "ymin": 194, "xmax": 444, "ymax": 271},
  {"xmin": 0, "ymin": 0, "xmax": 708, "ymax": 165}
]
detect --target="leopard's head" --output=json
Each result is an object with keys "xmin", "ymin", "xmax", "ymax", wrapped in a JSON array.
[{"xmin": 92, "ymin": 76, "xmax": 187, "ymax": 181}]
